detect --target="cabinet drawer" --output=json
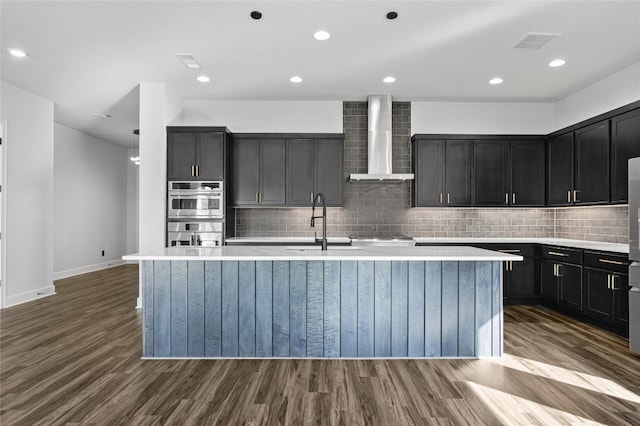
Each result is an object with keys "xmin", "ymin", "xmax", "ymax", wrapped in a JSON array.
[
  {"xmin": 540, "ymin": 245, "xmax": 582, "ymax": 264},
  {"xmin": 583, "ymin": 251, "xmax": 629, "ymax": 273}
]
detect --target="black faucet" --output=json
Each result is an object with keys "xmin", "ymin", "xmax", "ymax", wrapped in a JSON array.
[{"xmin": 310, "ymin": 193, "xmax": 328, "ymax": 251}]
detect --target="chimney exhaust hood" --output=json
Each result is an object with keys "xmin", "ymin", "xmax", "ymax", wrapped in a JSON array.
[{"xmin": 349, "ymin": 95, "xmax": 414, "ymax": 182}]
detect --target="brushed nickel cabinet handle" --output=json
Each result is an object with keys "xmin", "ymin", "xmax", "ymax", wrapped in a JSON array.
[
  {"xmin": 567, "ymin": 190, "xmax": 571, "ymax": 203},
  {"xmin": 505, "ymin": 193, "xmax": 509, "ymax": 204},
  {"xmin": 196, "ymin": 165, "xmax": 199, "ymax": 176},
  {"xmin": 447, "ymin": 193, "xmax": 450, "ymax": 204},
  {"xmin": 553, "ymin": 264, "xmax": 557, "ymax": 276},
  {"xmin": 255, "ymin": 192, "xmax": 259, "ymax": 203},
  {"xmin": 512, "ymin": 193, "xmax": 516, "ymax": 205},
  {"xmin": 191, "ymin": 165, "xmax": 195, "ymax": 177},
  {"xmin": 259, "ymin": 193, "xmax": 262, "ymax": 204},
  {"xmin": 439, "ymin": 193, "xmax": 443, "ymax": 204},
  {"xmin": 573, "ymin": 190, "xmax": 578, "ymax": 202},
  {"xmin": 310, "ymin": 192, "xmax": 314, "ymax": 203},
  {"xmin": 599, "ymin": 258, "xmax": 626, "ymax": 266},
  {"xmin": 499, "ymin": 249, "xmax": 521, "ymax": 253},
  {"xmin": 556, "ymin": 264, "xmax": 562, "ymax": 276},
  {"xmin": 548, "ymin": 251, "xmax": 568, "ymax": 257},
  {"xmin": 611, "ymin": 275, "xmax": 620, "ymax": 291},
  {"xmin": 607, "ymin": 274, "xmax": 611, "ymax": 289}
]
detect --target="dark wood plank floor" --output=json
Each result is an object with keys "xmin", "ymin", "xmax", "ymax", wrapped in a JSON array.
[{"xmin": 2, "ymin": 264, "xmax": 640, "ymax": 425}]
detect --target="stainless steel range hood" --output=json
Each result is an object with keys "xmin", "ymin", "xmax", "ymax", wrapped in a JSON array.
[{"xmin": 349, "ymin": 95, "xmax": 414, "ymax": 182}]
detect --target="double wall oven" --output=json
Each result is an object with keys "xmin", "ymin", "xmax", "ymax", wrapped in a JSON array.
[{"xmin": 167, "ymin": 181, "xmax": 224, "ymax": 247}]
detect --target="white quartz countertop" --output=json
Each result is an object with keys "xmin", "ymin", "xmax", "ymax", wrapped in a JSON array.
[
  {"xmin": 225, "ymin": 237, "xmax": 352, "ymax": 244},
  {"xmin": 413, "ymin": 237, "xmax": 629, "ymax": 254},
  {"xmin": 123, "ymin": 245, "xmax": 523, "ymax": 262}
]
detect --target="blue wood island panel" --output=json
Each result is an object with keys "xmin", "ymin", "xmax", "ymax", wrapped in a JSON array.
[
  {"xmin": 238, "ymin": 261, "xmax": 256, "ymax": 357},
  {"xmin": 143, "ymin": 261, "xmax": 154, "ymax": 357},
  {"xmin": 256, "ymin": 261, "xmax": 273, "ymax": 357},
  {"xmin": 374, "ymin": 261, "xmax": 392, "ymax": 357},
  {"xmin": 187, "ymin": 261, "xmax": 205, "ymax": 357},
  {"xmin": 289, "ymin": 261, "xmax": 307, "ymax": 357},
  {"xmin": 272, "ymin": 261, "xmax": 290, "ymax": 356},
  {"xmin": 491, "ymin": 261, "xmax": 502, "ymax": 356},
  {"xmin": 204, "ymin": 261, "xmax": 222, "ymax": 357},
  {"xmin": 170, "ymin": 261, "xmax": 188, "ymax": 357},
  {"xmin": 153, "ymin": 261, "xmax": 171, "ymax": 357},
  {"xmin": 340, "ymin": 261, "xmax": 358, "ymax": 357},
  {"xmin": 475, "ymin": 261, "xmax": 493, "ymax": 357},
  {"xmin": 324, "ymin": 261, "xmax": 341, "ymax": 357},
  {"xmin": 424, "ymin": 261, "xmax": 442, "ymax": 356},
  {"xmin": 307, "ymin": 261, "xmax": 324, "ymax": 357},
  {"xmin": 357, "ymin": 261, "xmax": 375, "ymax": 357},
  {"xmin": 221, "ymin": 261, "xmax": 239, "ymax": 357},
  {"xmin": 391, "ymin": 261, "xmax": 409, "ymax": 357},
  {"xmin": 408, "ymin": 261, "xmax": 425, "ymax": 357},
  {"xmin": 441, "ymin": 262, "xmax": 459, "ymax": 357},
  {"xmin": 458, "ymin": 261, "xmax": 476, "ymax": 357},
  {"xmin": 144, "ymin": 258, "xmax": 504, "ymax": 359}
]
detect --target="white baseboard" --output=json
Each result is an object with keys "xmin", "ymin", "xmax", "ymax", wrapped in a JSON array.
[
  {"xmin": 53, "ymin": 259, "xmax": 126, "ymax": 281},
  {"xmin": 5, "ymin": 285, "xmax": 56, "ymax": 308}
]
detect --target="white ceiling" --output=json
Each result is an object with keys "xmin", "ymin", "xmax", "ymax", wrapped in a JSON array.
[{"xmin": 2, "ymin": 0, "xmax": 639, "ymax": 147}]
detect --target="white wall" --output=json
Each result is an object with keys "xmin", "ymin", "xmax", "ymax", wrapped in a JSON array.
[
  {"xmin": 53, "ymin": 124, "xmax": 128, "ymax": 279},
  {"xmin": 411, "ymin": 101, "xmax": 555, "ymax": 135},
  {"xmin": 182, "ymin": 100, "xmax": 343, "ymax": 133},
  {"xmin": 0, "ymin": 81, "xmax": 55, "ymax": 307},
  {"xmin": 553, "ymin": 61, "xmax": 640, "ymax": 132},
  {"xmin": 126, "ymin": 148, "xmax": 139, "ymax": 255}
]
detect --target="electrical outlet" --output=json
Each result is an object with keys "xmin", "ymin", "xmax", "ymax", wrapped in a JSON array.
[{"xmin": 101, "ymin": 250, "xmax": 105, "ymax": 256}]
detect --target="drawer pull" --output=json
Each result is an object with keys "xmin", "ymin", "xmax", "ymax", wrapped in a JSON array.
[
  {"xmin": 598, "ymin": 258, "xmax": 626, "ymax": 266},
  {"xmin": 548, "ymin": 251, "xmax": 569, "ymax": 257},
  {"xmin": 499, "ymin": 249, "xmax": 521, "ymax": 253}
]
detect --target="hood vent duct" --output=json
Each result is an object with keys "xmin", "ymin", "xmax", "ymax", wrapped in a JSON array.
[{"xmin": 349, "ymin": 95, "xmax": 414, "ymax": 182}]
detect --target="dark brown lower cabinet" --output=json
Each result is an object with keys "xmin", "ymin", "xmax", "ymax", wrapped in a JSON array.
[
  {"xmin": 583, "ymin": 267, "xmax": 629, "ymax": 331},
  {"xmin": 540, "ymin": 259, "xmax": 582, "ymax": 313}
]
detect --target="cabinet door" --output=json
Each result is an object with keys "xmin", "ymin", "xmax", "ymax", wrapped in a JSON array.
[
  {"xmin": 260, "ymin": 139, "xmax": 286, "ymax": 205},
  {"xmin": 473, "ymin": 140, "xmax": 509, "ymax": 206},
  {"xmin": 613, "ymin": 274, "xmax": 630, "ymax": 328},
  {"xmin": 412, "ymin": 140, "xmax": 444, "ymax": 206},
  {"xmin": 167, "ymin": 132, "xmax": 197, "ymax": 180},
  {"xmin": 196, "ymin": 132, "xmax": 224, "ymax": 180},
  {"xmin": 547, "ymin": 133, "xmax": 574, "ymax": 205},
  {"xmin": 540, "ymin": 260, "xmax": 559, "ymax": 303},
  {"xmin": 575, "ymin": 121, "xmax": 610, "ymax": 203},
  {"xmin": 511, "ymin": 140, "xmax": 545, "ymax": 206},
  {"xmin": 507, "ymin": 256, "xmax": 536, "ymax": 299},
  {"xmin": 445, "ymin": 140, "xmax": 472, "ymax": 206},
  {"xmin": 558, "ymin": 263, "xmax": 583, "ymax": 312},
  {"xmin": 315, "ymin": 139, "xmax": 343, "ymax": 206},
  {"xmin": 232, "ymin": 138, "xmax": 260, "ymax": 205},
  {"xmin": 611, "ymin": 109, "xmax": 640, "ymax": 202},
  {"xmin": 583, "ymin": 268, "xmax": 614, "ymax": 323},
  {"xmin": 286, "ymin": 139, "xmax": 314, "ymax": 206}
]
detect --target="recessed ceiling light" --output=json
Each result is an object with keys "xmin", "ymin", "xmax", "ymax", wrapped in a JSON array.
[
  {"xmin": 313, "ymin": 30, "xmax": 330, "ymax": 41},
  {"xmin": 250, "ymin": 10, "xmax": 262, "ymax": 20},
  {"xmin": 383, "ymin": 76, "xmax": 396, "ymax": 83},
  {"xmin": 386, "ymin": 11, "xmax": 398, "ymax": 20},
  {"xmin": 549, "ymin": 59, "xmax": 566, "ymax": 68},
  {"xmin": 92, "ymin": 113, "xmax": 112, "ymax": 119},
  {"xmin": 290, "ymin": 76, "xmax": 303, "ymax": 83},
  {"xmin": 196, "ymin": 75, "xmax": 210, "ymax": 83},
  {"xmin": 8, "ymin": 48, "xmax": 27, "ymax": 58},
  {"xmin": 489, "ymin": 77, "xmax": 503, "ymax": 85}
]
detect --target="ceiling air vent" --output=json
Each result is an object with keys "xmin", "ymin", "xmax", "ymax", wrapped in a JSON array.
[
  {"xmin": 176, "ymin": 53, "xmax": 201, "ymax": 69},
  {"xmin": 513, "ymin": 32, "xmax": 561, "ymax": 50}
]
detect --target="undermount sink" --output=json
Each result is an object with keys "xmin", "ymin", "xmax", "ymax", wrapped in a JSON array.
[{"xmin": 285, "ymin": 245, "xmax": 362, "ymax": 251}]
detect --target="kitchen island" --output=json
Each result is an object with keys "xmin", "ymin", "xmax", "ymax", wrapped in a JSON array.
[{"xmin": 124, "ymin": 246, "xmax": 521, "ymax": 359}]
